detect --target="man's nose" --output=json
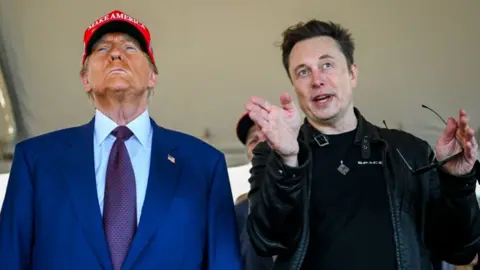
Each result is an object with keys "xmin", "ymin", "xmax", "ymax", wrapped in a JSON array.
[
  {"xmin": 311, "ymin": 70, "xmax": 325, "ymax": 88},
  {"xmin": 109, "ymin": 46, "xmax": 123, "ymax": 61}
]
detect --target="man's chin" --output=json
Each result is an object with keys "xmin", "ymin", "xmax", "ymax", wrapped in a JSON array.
[
  {"xmin": 103, "ymin": 77, "xmax": 131, "ymax": 89},
  {"xmin": 105, "ymin": 83, "xmax": 131, "ymax": 92},
  {"xmin": 311, "ymin": 108, "xmax": 339, "ymax": 122},
  {"xmin": 315, "ymin": 114, "xmax": 346, "ymax": 127}
]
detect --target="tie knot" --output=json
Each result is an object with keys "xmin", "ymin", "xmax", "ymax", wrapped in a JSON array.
[{"xmin": 112, "ymin": 126, "xmax": 133, "ymax": 141}]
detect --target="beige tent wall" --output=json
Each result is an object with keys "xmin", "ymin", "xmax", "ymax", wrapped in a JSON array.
[
  {"xmin": 0, "ymin": 64, "xmax": 15, "ymax": 150},
  {"xmin": 0, "ymin": 0, "xmax": 478, "ymax": 166}
]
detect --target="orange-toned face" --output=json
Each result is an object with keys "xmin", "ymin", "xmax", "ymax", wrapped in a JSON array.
[{"xmin": 81, "ymin": 32, "xmax": 156, "ymax": 106}]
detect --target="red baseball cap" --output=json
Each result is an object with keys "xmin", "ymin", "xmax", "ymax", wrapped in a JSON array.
[
  {"xmin": 236, "ymin": 112, "xmax": 255, "ymax": 145},
  {"xmin": 81, "ymin": 10, "xmax": 155, "ymax": 66}
]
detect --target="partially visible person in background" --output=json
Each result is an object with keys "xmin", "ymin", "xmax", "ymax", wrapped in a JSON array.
[{"xmin": 234, "ymin": 112, "xmax": 273, "ymax": 270}]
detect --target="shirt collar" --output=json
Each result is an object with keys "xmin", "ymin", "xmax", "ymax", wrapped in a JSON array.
[{"xmin": 94, "ymin": 109, "xmax": 151, "ymax": 147}]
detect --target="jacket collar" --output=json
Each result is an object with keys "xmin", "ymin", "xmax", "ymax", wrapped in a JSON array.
[{"xmin": 299, "ymin": 107, "xmax": 381, "ymax": 146}]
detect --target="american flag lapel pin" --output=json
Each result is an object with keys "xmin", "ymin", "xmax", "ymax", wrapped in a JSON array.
[{"xmin": 167, "ymin": 154, "xmax": 176, "ymax": 164}]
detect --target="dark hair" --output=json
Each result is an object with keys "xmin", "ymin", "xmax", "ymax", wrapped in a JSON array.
[{"xmin": 281, "ymin": 20, "xmax": 355, "ymax": 76}]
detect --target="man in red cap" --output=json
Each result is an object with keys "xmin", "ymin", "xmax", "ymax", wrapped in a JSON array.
[
  {"xmin": 233, "ymin": 113, "xmax": 273, "ymax": 270},
  {"xmin": 0, "ymin": 10, "xmax": 241, "ymax": 270}
]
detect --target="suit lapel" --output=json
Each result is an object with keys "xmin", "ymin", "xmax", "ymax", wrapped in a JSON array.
[
  {"xmin": 61, "ymin": 119, "xmax": 112, "ymax": 270},
  {"xmin": 123, "ymin": 120, "xmax": 181, "ymax": 270}
]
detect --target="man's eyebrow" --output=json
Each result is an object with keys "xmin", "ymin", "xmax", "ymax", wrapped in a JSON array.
[
  {"xmin": 293, "ymin": 64, "xmax": 307, "ymax": 74},
  {"xmin": 292, "ymin": 54, "xmax": 335, "ymax": 74},
  {"xmin": 319, "ymin": 54, "xmax": 334, "ymax": 60}
]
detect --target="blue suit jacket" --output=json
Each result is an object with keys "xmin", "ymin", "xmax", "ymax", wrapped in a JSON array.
[
  {"xmin": 235, "ymin": 199, "xmax": 273, "ymax": 270},
  {"xmin": 0, "ymin": 118, "xmax": 242, "ymax": 270}
]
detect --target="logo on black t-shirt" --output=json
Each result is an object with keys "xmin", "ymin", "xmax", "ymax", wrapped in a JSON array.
[{"xmin": 357, "ymin": 160, "xmax": 383, "ymax": 165}]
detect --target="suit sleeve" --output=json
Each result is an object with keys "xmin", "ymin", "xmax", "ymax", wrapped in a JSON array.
[
  {"xmin": 246, "ymin": 141, "xmax": 310, "ymax": 257},
  {"xmin": 424, "ymin": 144, "xmax": 480, "ymax": 265},
  {"xmin": 0, "ymin": 142, "xmax": 34, "ymax": 269},
  {"xmin": 235, "ymin": 200, "xmax": 274, "ymax": 270},
  {"xmin": 206, "ymin": 153, "xmax": 242, "ymax": 270}
]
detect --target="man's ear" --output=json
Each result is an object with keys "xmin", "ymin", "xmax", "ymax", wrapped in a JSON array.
[
  {"xmin": 147, "ymin": 71, "xmax": 157, "ymax": 89},
  {"xmin": 349, "ymin": 63, "xmax": 358, "ymax": 88},
  {"xmin": 80, "ymin": 70, "xmax": 92, "ymax": 93}
]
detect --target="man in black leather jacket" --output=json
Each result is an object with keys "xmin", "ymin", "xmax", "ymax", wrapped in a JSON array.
[{"xmin": 244, "ymin": 19, "xmax": 480, "ymax": 270}]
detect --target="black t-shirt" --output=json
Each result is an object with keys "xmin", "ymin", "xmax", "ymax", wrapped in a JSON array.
[{"xmin": 301, "ymin": 128, "xmax": 397, "ymax": 270}]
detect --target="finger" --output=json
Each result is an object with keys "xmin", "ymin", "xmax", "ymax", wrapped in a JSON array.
[
  {"xmin": 248, "ymin": 111, "xmax": 269, "ymax": 128},
  {"xmin": 250, "ymin": 96, "xmax": 273, "ymax": 112},
  {"xmin": 244, "ymin": 102, "xmax": 254, "ymax": 112},
  {"xmin": 471, "ymin": 130, "xmax": 478, "ymax": 148},
  {"xmin": 439, "ymin": 117, "xmax": 458, "ymax": 143},
  {"xmin": 465, "ymin": 127, "xmax": 474, "ymax": 141},
  {"xmin": 456, "ymin": 127, "xmax": 474, "ymax": 147},
  {"xmin": 252, "ymin": 106, "xmax": 270, "ymax": 122},
  {"xmin": 245, "ymin": 103, "xmax": 270, "ymax": 120},
  {"xmin": 245, "ymin": 101, "xmax": 268, "ymax": 112},
  {"xmin": 458, "ymin": 110, "xmax": 469, "ymax": 133},
  {"xmin": 246, "ymin": 101, "xmax": 270, "ymax": 120},
  {"xmin": 245, "ymin": 102, "xmax": 259, "ymax": 113},
  {"xmin": 279, "ymin": 92, "xmax": 296, "ymax": 111},
  {"xmin": 463, "ymin": 141, "xmax": 474, "ymax": 161},
  {"xmin": 463, "ymin": 129, "xmax": 478, "ymax": 155}
]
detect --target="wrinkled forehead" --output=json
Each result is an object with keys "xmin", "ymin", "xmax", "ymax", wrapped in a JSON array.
[{"xmin": 289, "ymin": 36, "xmax": 344, "ymax": 68}]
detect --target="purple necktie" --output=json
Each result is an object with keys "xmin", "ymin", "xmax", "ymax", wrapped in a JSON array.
[{"xmin": 103, "ymin": 126, "xmax": 137, "ymax": 270}]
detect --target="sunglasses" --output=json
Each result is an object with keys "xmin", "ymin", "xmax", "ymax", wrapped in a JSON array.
[{"xmin": 383, "ymin": 105, "xmax": 463, "ymax": 175}]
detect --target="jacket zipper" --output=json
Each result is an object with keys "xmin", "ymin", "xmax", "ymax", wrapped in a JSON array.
[
  {"xmin": 381, "ymin": 139, "xmax": 403, "ymax": 270},
  {"xmin": 290, "ymin": 142, "xmax": 313, "ymax": 270}
]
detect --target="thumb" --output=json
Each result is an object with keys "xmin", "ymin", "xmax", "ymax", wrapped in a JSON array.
[
  {"xmin": 439, "ymin": 117, "xmax": 458, "ymax": 143},
  {"xmin": 280, "ymin": 92, "xmax": 295, "ymax": 111}
]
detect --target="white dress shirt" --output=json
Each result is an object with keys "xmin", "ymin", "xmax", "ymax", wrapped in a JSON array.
[
  {"xmin": 228, "ymin": 163, "xmax": 253, "ymax": 201},
  {"xmin": 93, "ymin": 109, "xmax": 152, "ymax": 225}
]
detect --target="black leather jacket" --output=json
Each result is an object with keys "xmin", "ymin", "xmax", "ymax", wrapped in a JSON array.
[{"xmin": 246, "ymin": 109, "xmax": 480, "ymax": 270}]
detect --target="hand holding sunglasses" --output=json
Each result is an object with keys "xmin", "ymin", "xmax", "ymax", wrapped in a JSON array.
[
  {"xmin": 386, "ymin": 105, "xmax": 478, "ymax": 176},
  {"xmin": 435, "ymin": 108, "xmax": 478, "ymax": 176}
]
